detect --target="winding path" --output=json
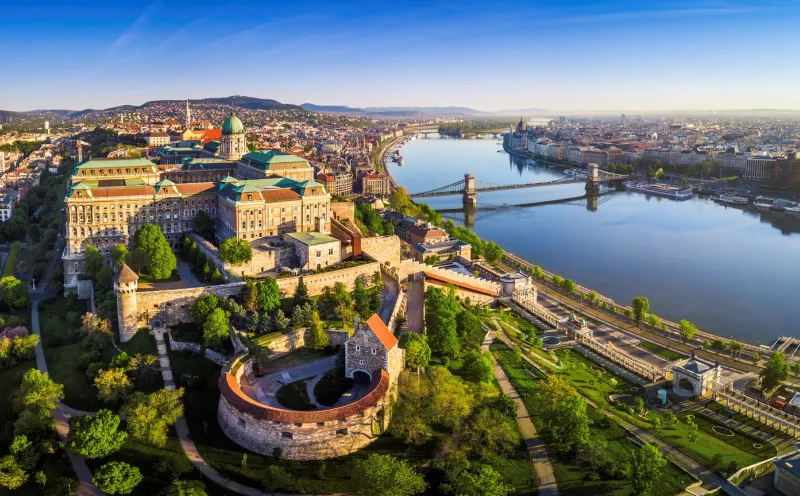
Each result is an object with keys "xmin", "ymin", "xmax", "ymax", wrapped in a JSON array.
[
  {"xmin": 31, "ymin": 299, "xmax": 104, "ymax": 496},
  {"xmin": 482, "ymin": 329, "xmax": 559, "ymax": 496}
]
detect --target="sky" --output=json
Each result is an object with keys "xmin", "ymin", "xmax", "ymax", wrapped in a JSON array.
[{"xmin": 2, "ymin": 0, "xmax": 799, "ymax": 112}]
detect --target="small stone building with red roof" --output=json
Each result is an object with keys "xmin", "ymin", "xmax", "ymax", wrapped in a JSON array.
[{"xmin": 346, "ymin": 314, "xmax": 404, "ymax": 385}]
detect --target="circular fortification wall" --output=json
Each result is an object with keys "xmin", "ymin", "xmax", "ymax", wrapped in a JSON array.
[{"xmin": 217, "ymin": 357, "xmax": 392, "ymax": 460}]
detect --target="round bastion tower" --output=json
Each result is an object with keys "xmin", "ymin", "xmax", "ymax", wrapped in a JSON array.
[{"xmin": 114, "ymin": 263, "xmax": 140, "ymax": 343}]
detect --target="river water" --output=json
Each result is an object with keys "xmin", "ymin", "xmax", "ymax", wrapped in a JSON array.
[{"xmin": 388, "ymin": 135, "xmax": 800, "ymax": 346}]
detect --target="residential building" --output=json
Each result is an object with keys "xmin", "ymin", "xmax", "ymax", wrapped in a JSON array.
[{"xmin": 145, "ymin": 132, "xmax": 171, "ymax": 147}]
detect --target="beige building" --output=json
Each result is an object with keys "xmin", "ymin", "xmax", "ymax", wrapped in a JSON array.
[
  {"xmin": 145, "ymin": 132, "xmax": 171, "ymax": 147},
  {"xmin": 285, "ymin": 231, "xmax": 341, "ymax": 271},
  {"xmin": 361, "ymin": 172, "xmax": 391, "ymax": 196}
]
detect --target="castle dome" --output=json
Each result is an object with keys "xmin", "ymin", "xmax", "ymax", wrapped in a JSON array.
[{"xmin": 221, "ymin": 112, "xmax": 245, "ymax": 135}]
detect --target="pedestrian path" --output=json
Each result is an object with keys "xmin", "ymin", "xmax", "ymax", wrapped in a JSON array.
[
  {"xmin": 31, "ymin": 299, "xmax": 104, "ymax": 496},
  {"xmin": 482, "ymin": 330, "xmax": 559, "ymax": 496}
]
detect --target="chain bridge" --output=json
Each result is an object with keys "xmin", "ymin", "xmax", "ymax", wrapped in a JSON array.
[{"xmin": 410, "ymin": 165, "xmax": 631, "ymax": 206}]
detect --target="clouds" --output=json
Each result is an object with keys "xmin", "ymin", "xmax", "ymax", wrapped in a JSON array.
[
  {"xmin": 546, "ymin": 6, "xmax": 760, "ymax": 24},
  {"xmin": 109, "ymin": 2, "xmax": 162, "ymax": 53}
]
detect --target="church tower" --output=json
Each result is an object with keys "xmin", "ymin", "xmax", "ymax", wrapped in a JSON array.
[
  {"xmin": 186, "ymin": 100, "xmax": 191, "ymax": 129},
  {"xmin": 219, "ymin": 112, "xmax": 246, "ymax": 161}
]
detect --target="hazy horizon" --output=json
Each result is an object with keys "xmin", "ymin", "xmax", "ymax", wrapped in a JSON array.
[{"xmin": 2, "ymin": 0, "xmax": 799, "ymax": 112}]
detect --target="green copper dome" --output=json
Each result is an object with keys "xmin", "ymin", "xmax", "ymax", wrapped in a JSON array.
[{"xmin": 221, "ymin": 112, "xmax": 244, "ymax": 135}]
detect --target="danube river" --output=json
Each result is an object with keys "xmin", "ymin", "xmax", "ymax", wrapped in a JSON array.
[{"xmin": 388, "ymin": 135, "xmax": 800, "ymax": 346}]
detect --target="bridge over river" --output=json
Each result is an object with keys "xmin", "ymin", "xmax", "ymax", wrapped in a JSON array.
[{"xmin": 410, "ymin": 164, "xmax": 631, "ymax": 206}]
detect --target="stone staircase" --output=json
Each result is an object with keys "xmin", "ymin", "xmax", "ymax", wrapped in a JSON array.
[{"xmin": 398, "ymin": 259, "xmax": 501, "ymax": 294}]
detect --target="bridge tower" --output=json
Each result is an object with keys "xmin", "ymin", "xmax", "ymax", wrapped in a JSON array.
[
  {"xmin": 585, "ymin": 162, "xmax": 600, "ymax": 194},
  {"xmin": 463, "ymin": 173, "xmax": 477, "ymax": 206}
]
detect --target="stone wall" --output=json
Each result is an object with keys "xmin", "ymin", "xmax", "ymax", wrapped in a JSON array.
[
  {"xmin": 274, "ymin": 261, "xmax": 381, "ymax": 297},
  {"xmin": 167, "ymin": 330, "xmax": 202, "ymax": 354},
  {"xmin": 398, "ymin": 259, "xmax": 500, "ymax": 294},
  {"xmin": 330, "ymin": 201, "xmax": 355, "ymax": 225},
  {"xmin": 360, "ymin": 235, "xmax": 401, "ymax": 270},
  {"xmin": 264, "ymin": 328, "xmax": 350, "ymax": 357}
]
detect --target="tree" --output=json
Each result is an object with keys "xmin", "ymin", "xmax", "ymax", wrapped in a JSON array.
[
  {"xmin": 456, "ymin": 407, "xmax": 519, "ymax": 460},
  {"xmin": 202, "ymin": 308, "xmax": 230, "ymax": 348},
  {"xmin": 293, "ymin": 280, "xmax": 310, "ymax": 307},
  {"xmin": 427, "ymin": 367, "xmax": 474, "ymax": 429},
  {"xmin": 761, "ymin": 351, "xmax": 790, "ymax": 391},
  {"xmin": 624, "ymin": 308, "xmax": 634, "ymax": 321},
  {"xmin": 679, "ymin": 319, "xmax": 698, "ymax": 342},
  {"xmin": 752, "ymin": 351, "xmax": 760, "ymax": 362},
  {"xmin": 730, "ymin": 340, "xmax": 744, "ymax": 359},
  {"xmin": 424, "ymin": 287, "xmax": 460, "ymax": 359},
  {"xmin": 0, "ymin": 276, "xmax": 30, "ymax": 309},
  {"xmin": 588, "ymin": 290, "xmax": 599, "ymax": 305},
  {"xmin": 353, "ymin": 277, "xmax": 372, "ymax": 319},
  {"xmin": 219, "ymin": 237, "xmax": 252, "ymax": 266},
  {"xmin": 191, "ymin": 294, "xmax": 219, "ymax": 326},
  {"xmin": 551, "ymin": 275, "xmax": 563, "ymax": 287},
  {"xmin": 122, "ymin": 388, "xmax": 184, "ymax": 448},
  {"xmin": 110, "ymin": 244, "xmax": 129, "ymax": 269},
  {"xmin": 631, "ymin": 443, "xmax": 667, "ymax": 496},
  {"xmin": 126, "ymin": 247, "xmax": 148, "ymax": 274},
  {"xmin": 132, "ymin": 223, "xmax": 177, "ymax": 280},
  {"xmin": 533, "ymin": 265, "xmax": 544, "ymax": 279},
  {"xmin": 84, "ymin": 244, "xmax": 105, "ymax": 277},
  {"xmin": 550, "ymin": 395, "xmax": 591, "ymax": 453},
  {"xmin": 95, "ymin": 368, "xmax": 132, "ymax": 403},
  {"xmin": 93, "ymin": 461, "xmax": 142, "ymax": 495},
  {"xmin": 269, "ymin": 309, "xmax": 290, "ymax": 333},
  {"xmin": 483, "ymin": 242, "xmax": 503, "ymax": 264},
  {"xmin": 441, "ymin": 464, "xmax": 513, "ymax": 496},
  {"xmin": 261, "ymin": 465, "xmax": 293, "ymax": 492},
  {"xmin": 463, "ymin": 351, "xmax": 493, "ymax": 383},
  {"xmin": 161, "ymin": 480, "xmax": 207, "ymax": 496},
  {"xmin": 14, "ymin": 369, "xmax": 63, "ymax": 436},
  {"xmin": 240, "ymin": 281, "xmax": 258, "ymax": 312},
  {"xmin": 686, "ymin": 418, "xmax": 700, "ymax": 444},
  {"xmin": 399, "ymin": 333, "xmax": 431, "ymax": 371},
  {"xmin": 67, "ymin": 409, "xmax": 127, "ymax": 458},
  {"xmin": 647, "ymin": 314, "xmax": 661, "ymax": 329},
  {"xmin": 560, "ymin": 279, "xmax": 576, "ymax": 294},
  {"xmin": 0, "ymin": 455, "xmax": 28, "ymax": 490},
  {"xmin": 307, "ymin": 311, "xmax": 328, "ymax": 349},
  {"xmin": 256, "ymin": 277, "xmax": 281, "ymax": 312},
  {"xmin": 351, "ymin": 454, "xmax": 427, "ymax": 496},
  {"xmin": 389, "ymin": 186, "xmax": 411, "ymax": 211}
]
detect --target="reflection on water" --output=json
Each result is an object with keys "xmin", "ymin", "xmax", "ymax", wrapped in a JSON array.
[{"xmin": 389, "ymin": 135, "xmax": 800, "ymax": 344}]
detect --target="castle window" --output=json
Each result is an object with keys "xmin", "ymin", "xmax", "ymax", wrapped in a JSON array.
[
  {"xmin": 316, "ymin": 422, "xmax": 325, "ymax": 426},
  {"xmin": 359, "ymin": 359, "xmax": 364, "ymax": 366},
  {"xmin": 355, "ymin": 345, "xmax": 360, "ymax": 352},
  {"xmin": 371, "ymin": 348, "xmax": 376, "ymax": 355},
  {"xmin": 281, "ymin": 432, "xmax": 293, "ymax": 439},
  {"xmin": 336, "ymin": 428, "xmax": 348, "ymax": 436}
]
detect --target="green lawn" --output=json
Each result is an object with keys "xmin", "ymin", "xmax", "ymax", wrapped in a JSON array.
[
  {"xmin": 170, "ymin": 323, "xmax": 204, "ymax": 344},
  {"xmin": 492, "ymin": 342, "xmax": 695, "ymax": 496},
  {"xmin": 2, "ymin": 241, "xmax": 21, "ymax": 277},
  {"xmin": 551, "ymin": 348, "xmax": 775, "ymax": 471},
  {"xmin": 639, "ymin": 341, "xmax": 686, "ymax": 361},
  {"xmin": 705, "ymin": 401, "xmax": 794, "ymax": 442}
]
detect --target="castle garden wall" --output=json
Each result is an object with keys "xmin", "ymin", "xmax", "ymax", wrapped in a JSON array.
[
  {"xmin": 265, "ymin": 328, "xmax": 350, "ymax": 357},
  {"xmin": 360, "ymin": 236, "xmax": 401, "ymax": 270}
]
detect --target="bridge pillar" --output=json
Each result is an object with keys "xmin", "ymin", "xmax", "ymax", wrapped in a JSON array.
[
  {"xmin": 463, "ymin": 173, "xmax": 477, "ymax": 206},
  {"xmin": 585, "ymin": 163, "xmax": 600, "ymax": 194}
]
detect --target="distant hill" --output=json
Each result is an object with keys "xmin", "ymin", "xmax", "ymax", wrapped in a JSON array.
[
  {"xmin": 300, "ymin": 103, "xmax": 364, "ymax": 113},
  {"xmin": 192, "ymin": 96, "xmax": 301, "ymax": 111},
  {"xmin": 301, "ymin": 104, "xmax": 487, "ymax": 116},
  {"xmin": 21, "ymin": 109, "xmax": 79, "ymax": 117}
]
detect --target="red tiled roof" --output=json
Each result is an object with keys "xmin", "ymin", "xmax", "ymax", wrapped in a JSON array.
[
  {"xmin": 201, "ymin": 129, "xmax": 222, "ymax": 145},
  {"xmin": 84, "ymin": 186, "xmax": 156, "ymax": 198},
  {"xmin": 175, "ymin": 182, "xmax": 215, "ymax": 194},
  {"xmin": 365, "ymin": 314, "xmax": 397, "ymax": 350},
  {"xmin": 260, "ymin": 189, "xmax": 301, "ymax": 202},
  {"xmin": 219, "ymin": 369, "xmax": 389, "ymax": 423}
]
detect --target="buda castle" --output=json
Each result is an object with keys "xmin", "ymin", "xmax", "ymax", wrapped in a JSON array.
[{"xmin": 63, "ymin": 112, "xmax": 331, "ymax": 289}]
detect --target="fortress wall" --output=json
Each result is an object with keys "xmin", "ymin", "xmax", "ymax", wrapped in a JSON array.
[
  {"xmin": 360, "ymin": 235, "xmax": 401, "ymax": 269},
  {"xmin": 264, "ymin": 328, "xmax": 350, "ymax": 357}
]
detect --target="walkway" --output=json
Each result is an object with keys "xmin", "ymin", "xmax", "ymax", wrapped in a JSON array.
[
  {"xmin": 482, "ymin": 330, "xmax": 559, "ymax": 496},
  {"xmin": 176, "ymin": 260, "xmax": 204, "ymax": 288},
  {"xmin": 31, "ymin": 299, "xmax": 104, "ymax": 496},
  {"xmin": 404, "ymin": 277, "xmax": 424, "ymax": 334}
]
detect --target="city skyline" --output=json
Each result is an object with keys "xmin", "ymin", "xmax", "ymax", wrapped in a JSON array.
[{"xmin": 3, "ymin": 0, "xmax": 800, "ymax": 112}]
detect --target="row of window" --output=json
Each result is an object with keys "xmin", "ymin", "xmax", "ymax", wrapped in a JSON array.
[{"xmin": 69, "ymin": 198, "xmax": 214, "ymax": 211}]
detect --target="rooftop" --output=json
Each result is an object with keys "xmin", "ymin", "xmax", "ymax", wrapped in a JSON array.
[
  {"xmin": 75, "ymin": 157, "xmax": 157, "ymax": 170},
  {"xmin": 285, "ymin": 231, "xmax": 338, "ymax": 246}
]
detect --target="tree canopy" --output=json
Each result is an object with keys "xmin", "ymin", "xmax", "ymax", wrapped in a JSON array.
[
  {"xmin": 399, "ymin": 333, "xmax": 431, "ymax": 371},
  {"xmin": 631, "ymin": 297, "xmax": 650, "ymax": 325},
  {"xmin": 307, "ymin": 311, "xmax": 328, "ymax": 349},
  {"xmin": 93, "ymin": 461, "xmax": 142, "ymax": 495},
  {"xmin": 678, "ymin": 319, "xmax": 698, "ymax": 342},
  {"xmin": 257, "ymin": 277, "xmax": 281, "ymax": 313},
  {"xmin": 132, "ymin": 223, "xmax": 177, "ymax": 279},
  {"xmin": 351, "ymin": 454, "xmax": 427, "ymax": 496},
  {"xmin": 219, "ymin": 237, "xmax": 252, "ymax": 266},
  {"xmin": 761, "ymin": 351, "xmax": 790, "ymax": 391},
  {"xmin": 122, "ymin": 388, "xmax": 184, "ymax": 447},
  {"xmin": 66, "ymin": 409, "xmax": 127, "ymax": 459},
  {"xmin": 0, "ymin": 276, "xmax": 30, "ymax": 309},
  {"xmin": 202, "ymin": 308, "xmax": 231, "ymax": 348},
  {"xmin": 631, "ymin": 443, "xmax": 667, "ymax": 496},
  {"xmin": 424, "ymin": 286, "xmax": 461, "ymax": 359}
]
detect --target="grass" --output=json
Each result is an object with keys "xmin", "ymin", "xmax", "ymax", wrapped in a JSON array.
[
  {"xmin": 492, "ymin": 342, "xmax": 695, "ymax": 496},
  {"xmin": 314, "ymin": 369, "xmax": 353, "ymax": 406},
  {"xmin": 170, "ymin": 323, "xmax": 204, "ymax": 344},
  {"xmin": 552, "ymin": 348, "xmax": 775, "ymax": 471},
  {"xmin": 704, "ymin": 401, "xmax": 794, "ymax": 442},
  {"xmin": 2, "ymin": 240, "xmax": 20, "ymax": 277},
  {"xmin": 275, "ymin": 379, "xmax": 315, "ymax": 410},
  {"xmin": 639, "ymin": 341, "xmax": 686, "ymax": 361}
]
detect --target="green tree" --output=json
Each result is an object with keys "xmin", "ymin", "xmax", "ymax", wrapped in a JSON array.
[
  {"xmin": 551, "ymin": 275, "xmax": 563, "ymax": 287},
  {"xmin": 679, "ymin": 319, "xmax": 698, "ymax": 342},
  {"xmin": 753, "ymin": 351, "xmax": 760, "ymax": 362},
  {"xmin": 0, "ymin": 276, "xmax": 30, "ymax": 309},
  {"xmin": 441, "ymin": 464, "xmax": 513, "ymax": 496},
  {"xmin": 261, "ymin": 465, "xmax": 293, "ymax": 492},
  {"xmin": 389, "ymin": 186, "xmax": 411, "ymax": 212},
  {"xmin": 647, "ymin": 314, "xmax": 661, "ymax": 329},
  {"xmin": 14, "ymin": 369, "xmax": 63, "ymax": 436},
  {"xmin": 93, "ymin": 461, "xmax": 142, "ymax": 495},
  {"xmin": 588, "ymin": 290, "xmax": 599, "ymax": 305},
  {"xmin": 463, "ymin": 350, "xmax": 493, "ymax": 383},
  {"xmin": 133, "ymin": 223, "xmax": 177, "ymax": 280},
  {"xmin": 122, "ymin": 388, "xmax": 184, "ymax": 448},
  {"xmin": 95, "ymin": 368, "xmax": 132, "ymax": 403},
  {"xmin": 353, "ymin": 277, "xmax": 372, "ymax": 319},
  {"xmin": 192, "ymin": 210, "xmax": 214, "ymax": 238},
  {"xmin": 9, "ymin": 435, "xmax": 38, "ymax": 470},
  {"xmin": 160, "ymin": 480, "xmax": 207, "ymax": 496},
  {"xmin": 761, "ymin": 351, "xmax": 790, "ymax": 391},
  {"xmin": 533, "ymin": 265, "xmax": 544, "ymax": 279},
  {"xmin": 427, "ymin": 367, "xmax": 474, "ymax": 429},
  {"xmin": 84, "ymin": 244, "xmax": 105, "ymax": 277},
  {"xmin": 269, "ymin": 309, "xmax": 290, "ymax": 333},
  {"xmin": 126, "ymin": 247, "xmax": 149, "ymax": 274},
  {"xmin": 631, "ymin": 296, "xmax": 650, "ymax": 325},
  {"xmin": 550, "ymin": 395, "xmax": 591, "ymax": 453},
  {"xmin": 256, "ymin": 277, "xmax": 281, "ymax": 312},
  {"xmin": 191, "ymin": 294, "xmax": 219, "ymax": 325},
  {"xmin": 109, "ymin": 244, "xmax": 127, "ymax": 269},
  {"xmin": 424, "ymin": 287, "xmax": 460, "ymax": 359},
  {"xmin": 399, "ymin": 333, "xmax": 431, "ymax": 371},
  {"xmin": 483, "ymin": 241, "xmax": 503, "ymax": 264},
  {"xmin": 730, "ymin": 339, "xmax": 744, "ymax": 359},
  {"xmin": 218, "ymin": 237, "xmax": 252, "ymax": 266},
  {"xmin": 624, "ymin": 308, "xmax": 634, "ymax": 321},
  {"xmin": 293, "ymin": 280, "xmax": 310, "ymax": 307},
  {"xmin": 559, "ymin": 279, "xmax": 575, "ymax": 294},
  {"xmin": 631, "ymin": 443, "xmax": 667, "ymax": 496},
  {"xmin": 240, "ymin": 281, "xmax": 258, "ymax": 312},
  {"xmin": 67, "ymin": 409, "xmax": 127, "ymax": 458},
  {"xmin": 352, "ymin": 454, "xmax": 427, "ymax": 496},
  {"xmin": 0, "ymin": 455, "xmax": 28, "ymax": 490},
  {"xmin": 202, "ymin": 308, "xmax": 231, "ymax": 347},
  {"xmin": 686, "ymin": 418, "xmax": 700, "ymax": 444},
  {"xmin": 307, "ymin": 311, "xmax": 329, "ymax": 349}
]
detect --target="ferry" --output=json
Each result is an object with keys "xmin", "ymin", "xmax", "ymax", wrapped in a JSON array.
[
  {"xmin": 625, "ymin": 181, "xmax": 693, "ymax": 200},
  {"xmin": 397, "ymin": 157, "xmax": 404, "ymax": 166},
  {"xmin": 714, "ymin": 194, "xmax": 748, "ymax": 206},
  {"xmin": 753, "ymin": 196, "xmax": 776, "ymax": 209}
]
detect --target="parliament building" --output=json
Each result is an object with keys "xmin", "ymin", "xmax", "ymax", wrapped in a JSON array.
[{"xmin": 63, "ymin": 112, "xmax": 331, "ymax": 289}]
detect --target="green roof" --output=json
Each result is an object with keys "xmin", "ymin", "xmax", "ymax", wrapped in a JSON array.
[
  {"xmin": 75, "ymin": 158, "xmax": 156, "ymax": 170},
  {"xmin": 297, "ymin": 179, "xmax": 325, "ymax": 196},
  {"xmin": 221, "ymin": 112, "xmax": 244, "ymax": 135},
  {"xmin": 241, "ymin": 150, "xmax": 308, "ymax": 170},
  {"xmin": 286, "ymin": 231, "xmax": 338, "ymax": 246}
]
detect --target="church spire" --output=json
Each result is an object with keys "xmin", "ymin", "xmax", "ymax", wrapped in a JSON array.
[{"xmin": 185, "ymin": 100, "xmax": 191, "ymax": 130}]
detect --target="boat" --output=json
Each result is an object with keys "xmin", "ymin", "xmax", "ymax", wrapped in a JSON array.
[
  {"xmin": 785, "ymin": 203, "xmax": 800, "ymax": 214},
  {"xmin": 397, "ymin": 157, "xmax": 404, "ymax": 166},
  {"xmin": 625, "ymin": 181, "xmax": 693, "ymax": 200},
  {"xmin": 753, "ymin": 196, "xmax": 775, "ymax": 209},
  {"xmin": 714, "ymin": 194, "xmax": 748, "ymax": 206}
]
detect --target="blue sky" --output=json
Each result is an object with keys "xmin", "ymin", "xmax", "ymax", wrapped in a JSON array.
[{"xmin": 1, "ymin": 0, "xmax": 798, "ymax": 112}]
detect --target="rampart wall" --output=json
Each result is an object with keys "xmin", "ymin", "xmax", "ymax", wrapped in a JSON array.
[
  {"xmin": 264, "ymin": 327, "xmax": 350, "ymax": 357},
  {"xmin": 361, "ymin": 235, "xmax": 401, "ymax": 270}
]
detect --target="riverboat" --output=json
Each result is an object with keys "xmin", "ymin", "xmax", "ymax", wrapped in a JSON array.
[
  {"xmin": 397, "ymin": 157, "xmax": 404, "ymax": 166},
  {"xmin": 714, "ymin": 194, "xmax": 748, "ymax": 206},
  {"xmin": 753, "ymin": 196, "xmax": 775, "ymax": 209},
  {"xmin": 625, "ymin": 181, "xmax": 693, "ymax": 200}
]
